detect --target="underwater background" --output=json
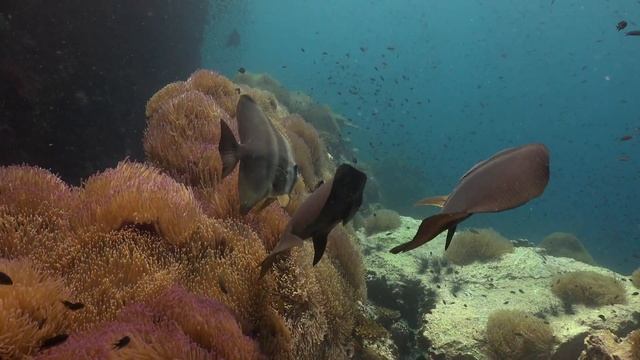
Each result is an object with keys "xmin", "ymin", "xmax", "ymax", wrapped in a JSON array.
[
  {"xmin": 2, "ymin": 1, "xmax": 640, "ymax": 359},
  {"xmin": 205, "ymin": 0, "xmax": 640, "ymax": 274}
]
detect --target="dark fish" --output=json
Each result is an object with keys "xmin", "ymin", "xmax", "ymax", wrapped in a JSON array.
[
  {"xmin": 237, "ymin": 67, "xmax": 246, "ymax": 74},
  {"xmin": 0, "ymin": 271, "xmax": 12, "ymax": 285},
  {"xmin": 392, "ymin": 144, "xmax": 550, "ymax": 253},
  {"xmin": 617, "ymin": 21, "xmax": 628, "ymax": 31},
  {"xmin": 61, "ymin": 300, "xmax": 85, "ymax": 311},
  {"xmin": 620, "ymin": 135, "xmax": 632, "ymax": 141},
  {"xmin": 598, "ymin": 314, "xmax": 606, "ymax": 321},
  {"xmin": 40, "ymin": 334, "xmax": 69, "ymax": 350},
  {"xmin": 625, "ymin": 30, "xmax": 640, "ymax": 36},
  {"xmin": 113, "ymin": 335, "xmax": 130, "ymax": 349},
  {"xmin": 219, "ymin": 95, "xmax": 299, "ymax": 214},
  {"xmin": 225, "ymin": 29, "xmax": 241, "ymax": 48},
  {"xmin": 260, "ymin": 164, "xmax": 367, "ymax": 276}
]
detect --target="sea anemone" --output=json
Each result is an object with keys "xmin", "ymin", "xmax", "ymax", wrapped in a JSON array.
[
  {"xmin": 551, "ymin": 271, "xmax": 626, "ymax": 306},
  {"xmin": 445, "ymin": 228, "xmax": 514, "ymax": 265},
  {"xmin": 363, "ymin": 208, "xmax": 402, "ymax": 236},
  {"xmin": 539, "ymin": 232, "xmax": 595, "ymax": 265},
  {"xmin": 76, "ymin": 161, "xmax": 204, "ymax": 245},
  {"xmin": 144, "ymin": 90, "xmax": 234, "ymax": 187},
  {"xmin": 187, "ymin": 69, "xmax": 239, "ymax": 117},
  {"xmin": 485, "ymin": 309, "xmax": 554, "ymax": 359},
  {"xmin": 145, "ymin": 81, "xmax": 189, "ymax": 118},
  {"xmin": 631, "ymin": 268, "xmax": 640, "ymax": 289},
  {"xmin": 0, "ymin": 259, "xmax": 75, "ymax": 359},
  {"xmin": 0, "ymin": 165, "xmax": 75, "ymax": 219}
]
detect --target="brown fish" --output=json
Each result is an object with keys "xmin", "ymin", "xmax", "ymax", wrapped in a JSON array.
[
  {"xmin": 260, "ymin": 164, "xmax": 366, "ymax": 276},
  {"xmin": 391, "ymin": 144, "xmax": 550, "ymax": 253},
  {"xmin": 61, "ymin": 300, "xmax": 85, "ymax": 311},
  {"xmin": 219, "ymin": 95, "xmax": 298, "ymax": 214},
  {"xmin": 113, "ymin": 336, "xmax": 130, "ymax": 349},
  {"xmin": 40, "ymin": 334, "xmax": 69, "ymax": 350},
  {"xmin": 0, "ymin": 271, "xmax": 12, "ymax": 285}
]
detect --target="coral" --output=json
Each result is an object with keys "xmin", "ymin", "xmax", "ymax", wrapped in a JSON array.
[
  {"xmin": 187, "ymin": 69, "xmax": 239, "ymax": 117},
  {"xmin": 238, "ymin": 84, "xmax": 289, "ymax": 121},
  {"xmin": 485, "ymin": 309, "xmax": 554, "ymax": 360},
  {"xmin": 281, "ymin": 114, "xmax": 333, "ymax": 190},
  {"xmin": 145, "ymin": 81, "xmax": 189, "ymax": 118},
  {"xmin": 539, "ymin": 232, "xmax": 595, "ymax": 265},
  {"xmin": 632, "ymin": 268, "xmax": 640, "ymax": 289},
  {"xmin": 445, "ymin": 228, "xmax": 514, "ymax": 265},
  {"xmin": 235, "ymin": 72, "xmax": 292, "ymax": 109},
  {"xmin": 0, "ymin": 165, "xmax": 75, "ymax": 219},
  {"xmin": 76, "ymin": 161, "xmax": 204, "ymax": 245},
  {"xmin": 144, "ymin": 90, "xmax": 234, "ymax": 187},
  {"xmin": 0, "ymin": 259, "xmax": 75, "ymax": 359},
  {"xmin": 578, "ymin": 329, "xmax": 640, "ymax": 360},
  {"xmin": 631, "ymin": 330, "xmax": 640, "ymax": 359},
  {"xmin": 551, "ymin": 271, "xmax": 627, "ymax": 306},
  {"xmin": 364, "ymin": 208, "xmax": 402, "ymax": 236}
]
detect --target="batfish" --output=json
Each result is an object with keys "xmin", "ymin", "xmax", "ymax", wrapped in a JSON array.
[
  {"xmin": 219, "ymin": 94, "xmax": 299, "ymax": 214},
  {"xmin": 260, "ymin": 164, "xmax": 367, "ymax": 276},
  {"xmin": 391, "ymin": 143, "xmax": 550, "ymax": 254}
]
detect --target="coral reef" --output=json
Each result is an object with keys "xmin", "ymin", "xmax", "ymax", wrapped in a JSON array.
[
  {"xmin": 0, "ymin": 259, "xmax": 75, "ymax": 359},
  {"xmin": 578, "ymin": 329, "xmax": 640, "ymax": 360},
  {"xmin": 363, "ymin": 208, "xmax": 402, "ymax": 236},
  {"xmin": 444, "ymin": 228, "xmax": 514, "ymax": 265},
  {"xmin": 551, "ymin": 271, "xmax": 627, "ymax": 306},
  {"xmin": 485, "ymin": 309, "xmax": 554, "ymax": 359},
  {"xmin": 540, "ymin": 232, "xmax": 595, "ymax": 265},
  {"xmin": 361, "ymin": 215, "xmax": 640, "ymax": 359},
  {"xmin": 632, "ymin": 268, "xmax": 640, "ymax": 289}
]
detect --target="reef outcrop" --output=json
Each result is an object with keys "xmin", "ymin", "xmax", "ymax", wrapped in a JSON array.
[{"xmin": 361, "ymin": 216, "xmax": 640, "ymax": 359}]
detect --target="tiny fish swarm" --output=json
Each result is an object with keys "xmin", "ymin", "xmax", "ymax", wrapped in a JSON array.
[
  {"xmin": 0, "ymin": 70, "xmax": 370, "ymax": 359},
  {"xmin": 551, "ymin": 271, "xmax": 627, "ymax": 306},
  {"xmin": 445, "ymin": 228, "xmax": 514, "ymax": 265},
  {"xmin": 485, "ymin": 309, "xmax": 555, "ymax": 360}
]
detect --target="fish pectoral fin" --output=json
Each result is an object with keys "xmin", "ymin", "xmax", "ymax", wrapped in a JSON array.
[
  {"xmin": 312, "ymin": 231, "xmax": 330, "ymax": 266},
  {"xmin": 390, "ymin": 212, "xmax": 470, "ymax": 254},
  {"xmin": 276, "ymin": 195, "xmax": 290, "ymax": 207},
  {"xmin": 414, "ymin": 195, "xmax": 448, "ymax": 207},
  {"xmin": 259, "ymin": 232, "xmax": 304, "ymax": 278},
  {"xmin": 445, "ymin": 225, "xmax": 457, "ymax": 250},
  {"xmin": 219, "ymin": 120, "xmax": 240, "ymax": 178}
]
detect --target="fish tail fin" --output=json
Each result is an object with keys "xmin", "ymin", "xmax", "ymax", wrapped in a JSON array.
[
  {"xmin": 259, "ymin": 231, "xmax": 303, "ymax": 277},
  {"xmin": 389, "ymin": 212, "xmax": 469, "ymax": 254},
  {"xmin": 312, "ymin": 231, "xmax": 329, "ymax": 265},
  {"xmin": 218, "ymin": 120, "xmax": 239, "ymax": 178},
  {"xmin": 414, "ymin": 195, "xmax": 448, "ymax": 207}
]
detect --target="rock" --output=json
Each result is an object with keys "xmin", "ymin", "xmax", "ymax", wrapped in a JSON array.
[
  {"xmin": 578, "ymin": 330, "xmax": 639, "ymax": 360},
  {"xmin": 359, "ymin": 216, "xmax": 640, "ymax": 359}
]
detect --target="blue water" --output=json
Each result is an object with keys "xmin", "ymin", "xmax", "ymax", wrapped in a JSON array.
[{"xmin": 203, "ymin": 0, "xmax": 640, "ymax": 273}]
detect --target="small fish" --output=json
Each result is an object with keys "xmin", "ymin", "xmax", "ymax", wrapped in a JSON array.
[
  {"xmin": 514, "ymin": 332, "xmax": 524, "ymax": 337},
  {"xmin": 617, "ymin": 21, "xmax": 628, "ymax": 31},
  {"xmin": 360, "ymin": 46, "xmax": 367, "ymax": 52},
  {"xmin": 392, "ymin": 144, "xmax": 550, "ymax": 253},
  {"xmin": 62, "ymin": 300, "xmax": 85, "ymax": 311},
  {"xmin": 237, "ymin": 67, "xmax": 246, "ymax": 74},
  {"xmin": 0, "ymin": 271, "xmax": 12, "ymax": 285},
  {"xmin": 260, "ymin": 164, "xmax": 367, "ymax": 276},
  {"xmin": 300, "ymin": 48, "xmax": 305, "ymax": 53},
  {"xmin": 40, "ymin": 334, "xmax": 69, "ymax": 350},
  {"xmin": 620, "ymin": 135, "xmax": 632, "ymax": 141},
  {"xmin": 113, "ymin": 336, "xmax": 131, "ymax": 349},
  {"xmin": 598, "ymin": 314, "xmax": 606, "ymax": 321},
  {"xmin": 219, "ymin": 95, "xmax": 299, "ymax": 214},
  {"xmin": 625, "ymin": 30, "xmax": 640, "ymax": 36}
]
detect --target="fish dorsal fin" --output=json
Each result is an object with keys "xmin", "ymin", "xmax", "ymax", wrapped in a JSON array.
[
  {"xmin": 459, "ymin": 146, "xmax": 522, "ymax": 181},
  {"xmin": 415, "ymin": 195, "xmax": 448, "ymax": 207},
  {"xmin": 218, "ymin": 120, "xmax": 240, "ymax": 178}
]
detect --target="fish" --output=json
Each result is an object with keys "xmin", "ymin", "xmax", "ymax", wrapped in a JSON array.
[
  {"xmin": 620, "ymin": 135, "xmax": 632, "ymax": 141},
  {"xmin": 225, "ymin": 29, "xmax": 241, "ymax": 48},
  {"xmin": 0, "ymin": 271, "xmax": 12, "ymax": 285},
  {"xmin": 113, "ymin": 336, "xmax": 131, "ymax": 349},
  {"xmin": 61, "ymin": 300, "xmax": 85, "ymax": 311},
  {"xmin": 391, "ymin": 144, "xmax": 550, "ymax": 254},
  {"xmin": 617, "ymin": 21, "xmax": 628, "ymax": 31},
  {"xmin": 40, "ymin": 334, "xmax": 69, "ymax": 350},
  {"xmin": 625, "ymin": 30, "xmax": 640, "ymax": 36},
  {"xmin": 259, "ymin": 164, "xmax": 367, "ymax": 276},
  {"xmin": 237, "ymin": 67, "xmax": 246, "ymax": 74},
  {"xmin": 219, "ymin": 95, "xmax": 299, "ymax": 214}
]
